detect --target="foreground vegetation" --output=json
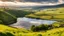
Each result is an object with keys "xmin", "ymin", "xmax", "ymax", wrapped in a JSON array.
[
  {"xmin": 0, "ymin": 24, "xmax": 30, "ymax": 36},
  {"xmin": 0, "ymin": 24, "xmax": 64, "ymax": 36}
]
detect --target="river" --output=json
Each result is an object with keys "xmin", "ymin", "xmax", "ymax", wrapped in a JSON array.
[{"xmin": 10, "ymin": 17, "xmax": 56, "ymax": 29}]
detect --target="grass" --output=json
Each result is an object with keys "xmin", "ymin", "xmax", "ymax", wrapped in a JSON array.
[
  {"xmin": 0, "ymin": 24, "xmax": 29, "ymax": 33},
  {"xmin": 0, "ymin": 24, "xmax": 30, "ymax": 36},
  {"xmin": 0, "ymin": 24, "xmax": 64, "ymax": 36}
]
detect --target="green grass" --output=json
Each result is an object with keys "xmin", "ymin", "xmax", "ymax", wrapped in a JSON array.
[
  {"xmin": 0, "ymin": 24, "xmax": 30, "ymax": 36},
  {"xmin": 0, "ymin": 24, "xmax": 29, "ymax": 33}
]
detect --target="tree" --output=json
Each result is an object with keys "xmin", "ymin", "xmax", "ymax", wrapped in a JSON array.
[
  {"xmin": 31, "ymin": 24, "xmax": 49, "ymax": 32},
  {"xmin": 39, "ymin": 24, "xmax": 48, "ymax": 31},
  {"xmin": 31, "ymin": 25, "xmax": 36, "ymax": 31}
]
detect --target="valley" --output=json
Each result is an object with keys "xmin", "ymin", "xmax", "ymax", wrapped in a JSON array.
[{"xmin": 0, "ymin": 2, "xmax": 64, "ymax": 36}]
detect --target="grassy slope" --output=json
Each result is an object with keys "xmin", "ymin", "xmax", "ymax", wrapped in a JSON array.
[
  {"xmin": 43, "ymin": 28, "xmax": 64, "ymax": 36},
  {"xmin": 0, "ymin": 24, "xmax": 64, "ymax": 36},
  {"xmin": 0, "ymin": 24, "xmax": 30, "ymax": 36},
  {"xmin": 5, "ymin": 9, "xmax": 33, "ymax": 17},
  {"xmin": 0, "ymin": 8, "xmax": 33, "ymax": 24},
  {"xmin": 0, "ymin": 24, "xmax": 29, "ymax": 32},
  {"xmin": 0, "ymin": 9, "xmax": 16, "ymax": 24},
  {"xmin": 26, "ymin": 7, "xmax": 64, "ymax": 21}
]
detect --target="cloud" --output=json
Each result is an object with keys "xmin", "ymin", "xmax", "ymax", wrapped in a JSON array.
[{"xmin": 1, "ymin": 0, "xmax": 58, "ymax": 2}]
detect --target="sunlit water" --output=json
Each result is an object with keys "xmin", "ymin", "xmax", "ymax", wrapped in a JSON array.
[
  {"xmin": 11, "ymin": 17, "xmax": 56, "ymax": 29},
  {"xmin": 17, "ymin": 17, "xmax": 56, "ymax": 24}
]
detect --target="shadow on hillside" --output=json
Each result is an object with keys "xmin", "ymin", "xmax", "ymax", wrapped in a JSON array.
[{"xmin": 0, "ymin": 32, "xmax": 14, "ymax": 36}]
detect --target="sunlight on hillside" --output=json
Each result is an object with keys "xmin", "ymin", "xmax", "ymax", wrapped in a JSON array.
[
  {"xmin": 0, "ymin": 24, "xmax": 64, "ymax": 36},
  {"xmin": 26, "ymin": 7, "xmax": 64, "ymax": 20}
]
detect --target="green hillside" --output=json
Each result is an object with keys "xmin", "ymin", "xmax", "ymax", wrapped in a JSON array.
[
  {"xmin": 0, "ymin": 8, "xmax": 33, "ymax": 24},
  {"xmin": 0, "ymin": 24, "xmax": 64, "ymax": 36},
  {"xmin": 26, "ymin": 7, "xmax": 64, "ymax": 21},
  {"xmin": 0, "ymin": 24, "xmax": 30, "ymax": 36}
]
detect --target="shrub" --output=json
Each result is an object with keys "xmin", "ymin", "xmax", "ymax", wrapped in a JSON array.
[
  {"xmin": 38, "ymin": 34, "xmax": 42, "ymax": 36},
  {"xmin": 31, "ymin": 25, "xmax": 36, "ymax": 32},
  {"xmin": 6, "ymin": 32, "xmax": 14, "ymax": 36},
  {"xmin": 0, "ymin": 32, "xmax": 7, "ymax": 36},
  {"xmin": 31, "ymin": 24, "xmax": 49, "ymax": 32}
]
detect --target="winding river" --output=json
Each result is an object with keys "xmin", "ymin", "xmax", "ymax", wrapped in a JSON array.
[{"xmin": 11, "ymin": 17, "xmax": 56, "ymax": 29}]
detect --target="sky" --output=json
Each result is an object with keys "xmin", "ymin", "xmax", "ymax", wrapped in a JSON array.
[
  {"xmin": 0, "ymin": 0, "xmax": 63, "ymax": 7},
  {"xmin": 0, "ymin": 0, "xmax": 58, "ymax": 2}
]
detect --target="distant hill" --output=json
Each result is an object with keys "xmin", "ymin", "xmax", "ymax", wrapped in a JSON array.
[
  {"xmin": 32, "ymin": 4, "xmax": 64, "ymax": 10},
  {"xmin": 57, "ymin": 4, "xmax": 64, "ymax": 7}
]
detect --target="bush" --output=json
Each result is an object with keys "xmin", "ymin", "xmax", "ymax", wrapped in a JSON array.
[
  {"xmin": 31, "ymin": 25, "xmax": 36, "ymax": 31},
  {"xmin": 31, "ymin": 24, "xmax": 49, "ymax": 32},
  {"xmin": 6, "ymin": 32, "xmax": 14, "ymax": 36},
  {"xmin": 0, "ymin": 32, "xmax": 7, "ymax": 36},
  {"xmin": 38, "ymin": 34, "xmax": 42, "ymax": 36},
  {"xmin": 31, "ymin": 24, "xmax": 61, "ymax": 32},
  {"xmin": 39, "ymin": 24, "xmax": 49, "ymax": 30}
]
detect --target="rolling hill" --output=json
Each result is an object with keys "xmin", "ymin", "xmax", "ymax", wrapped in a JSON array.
[{"xmin": 26, "ymin": 7, "xmax": 64, "ymax": 21}]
